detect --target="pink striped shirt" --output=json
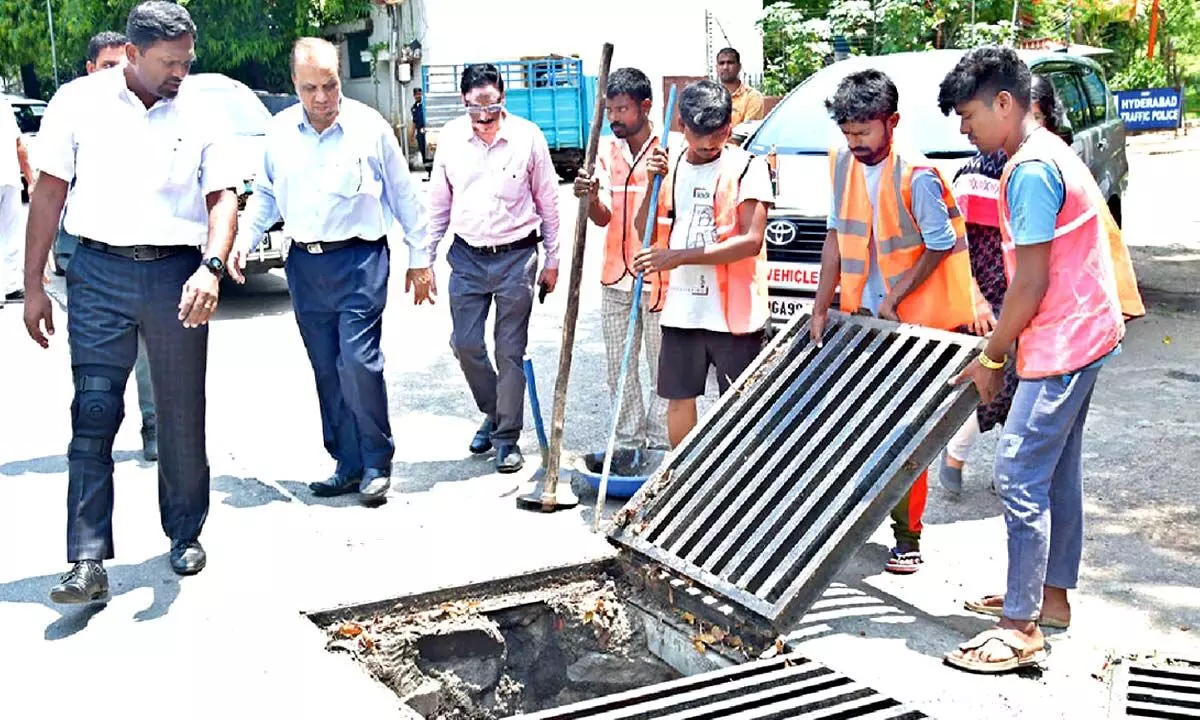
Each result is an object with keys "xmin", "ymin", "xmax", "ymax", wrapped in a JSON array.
[{"xmin": 427, "ymin": 112, "xmax": 561, "ymax": 267}]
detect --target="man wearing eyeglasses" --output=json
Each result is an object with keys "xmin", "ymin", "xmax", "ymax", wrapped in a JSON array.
[
  {"xmin": 231, "ymin": 37, "xmax": 430, "ymax": 503},
  {"xmin": 427, "ymin": 62, "xmax": 561, "ymax": 474}
]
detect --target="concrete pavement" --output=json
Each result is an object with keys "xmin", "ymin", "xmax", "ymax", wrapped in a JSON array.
[{"xmin": 1, "ymin": 135, "xmax": 1197, "ymax": 719}]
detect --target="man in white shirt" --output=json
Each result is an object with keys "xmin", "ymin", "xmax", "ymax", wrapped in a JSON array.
[
  {"xmin": 22, "ymin": 1, "xmax": 239, "ymax": 603},
  {"xmin": 232, "ymin": 38, "xmax": 430, "ymax": 503},
  {"xmin": 0, "ymin": 93, "xmax": 34, "ymax": 305},
  {"xmin": 634, "ymin": 79, "xmax": 773, "ymax": 448}
]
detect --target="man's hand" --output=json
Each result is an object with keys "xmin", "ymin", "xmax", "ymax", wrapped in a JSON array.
[
  {"xmin": 951, "ymin": 356, "xmax": 1005, "ymax": 404},
  {"xmin": 178, "ymin": 266, "xmax": 220, "ymax": 328},
  {"xmin": 537, "ymin": 266, "xmax": 559, "ymax": 294},
  {"xmin": 970, "ymin": 305, "xmax": 997, "ymax": 336},
  {"xmin": 406, "ymin": 266, "xmax": 437, "ymax": 305},
  {"xmin": 228, "ymin": 245, "xmax": 248, "ymax": 284},
  {"xmin": 23, "ymin": 287, "xmax": 55, "ymax": 348},
  {"xmin": 645, "ymin": 147, "xmax": 669, "ymax": 179},
  {"xmin": 877, "ymin": 296, "xmax": 900, "ymax": 322},
  {"xmin": 633, "ymin": 247, "xmax": 682, "ymax": 274},
  {"xmin": 573, "ymin": 169, "xmax": 599, "ymax": 201},
  {"xmin": 810, "ymin": 307, "xmax": 828, "ymax": 348}
]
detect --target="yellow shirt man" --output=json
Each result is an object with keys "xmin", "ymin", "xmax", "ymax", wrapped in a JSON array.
[{"xmin": 716, "ymin": 47, "xmax": 765, "ymax": 126}]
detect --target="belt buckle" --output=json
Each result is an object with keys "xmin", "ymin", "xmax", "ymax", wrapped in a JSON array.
[
  {"xmin": 309, "ymin": 242, "xmax": 324, "ymax": 254},
  {"xmin": 132, "ymin": 246, "xmax": 153, "ymax": 262}
]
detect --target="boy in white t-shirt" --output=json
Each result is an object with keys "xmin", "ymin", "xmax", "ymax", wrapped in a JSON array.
[{"xmin": 634, "ymin": 79, "xmax": 774, "ymax": 447}]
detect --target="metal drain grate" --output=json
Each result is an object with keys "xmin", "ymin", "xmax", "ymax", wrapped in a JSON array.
[
  {"xmin": 523, "ymin": 653, "xmax": 927, "ymax": 719},
  {"xmin": 1110, "ymin": 659, "xmax": 1200, "ymax": 718},
  {"xmin": 609, "ymin": 311, "xmax": 982, "ymax": 630}
]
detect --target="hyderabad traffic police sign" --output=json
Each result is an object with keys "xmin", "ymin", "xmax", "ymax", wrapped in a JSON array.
[{"xmin": 1115, "ymin": 88, "xmax": 1183, "ymax": 132}]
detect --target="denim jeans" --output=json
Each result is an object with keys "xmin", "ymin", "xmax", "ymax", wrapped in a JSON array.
[{"xmin": 994, "ymin": 364, "xmax": 1101, "ymax": 621}]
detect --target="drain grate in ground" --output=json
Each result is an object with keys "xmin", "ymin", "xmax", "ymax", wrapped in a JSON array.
[
  {"xmin": 522, "ymin": 653, "xmax": 927, "ymax": 719},
  {"xmin": 610, "ymin": 311, "xmax": 982, "ymax": 631},
  {"xmin": 1110, "ymin": 657, "xmax": 1200, "ymax": 719}
]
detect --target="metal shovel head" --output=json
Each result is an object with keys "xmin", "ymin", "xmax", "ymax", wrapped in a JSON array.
[{"xmin": 516, "ymin": 466, "xmax": 580, "ymax": 512}]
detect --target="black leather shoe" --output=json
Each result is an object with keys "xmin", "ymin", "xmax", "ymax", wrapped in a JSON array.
[
  {"xmin": 49, "ymin": 560, "xmax": 109, "ymax": 604},
  {"xmin": 309, "ymin": 473, "xmax": 362, "ymax": 497},
  {"xmin": 359, "ymin": 468, "xmax": 391, "ymax": 502},
  {"xmin": 141, "ymin": 426, "xmax": 158, "ymax": 463},
  {"xmin": 170, "ymin": 540, "xmax": 206, "ymax": 576},
  {"xmin": 496, "ymin": 444, "xmax": 524, "ymax": 473},
  {"xmin": 470, "ymin": 419, "xmax": 496, "ymax": 454}
]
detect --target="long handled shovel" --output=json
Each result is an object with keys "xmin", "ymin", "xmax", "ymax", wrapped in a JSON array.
[
  {"xmin": 593, "ymin": 84, "xmax": 678, "ymax": 532},
  {"xmin": 516, "ymin": 42, "xmax": 615, "ymax": 512}
]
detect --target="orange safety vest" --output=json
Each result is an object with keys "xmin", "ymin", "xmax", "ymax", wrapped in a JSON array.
[
  {"xmin": 1100, "ymin": 200, "xmax": 1146, "ymax": 321},
  {"xmin": 646, "ymin": 145, "xmax": 771, "ymax": 335},
  {"xmin": 599, "ymin": 134, "xmax": 661, "ymax": 287},
  {"xmin": 828, "ymin": 146, "xmax": 976, "ymax": 331},
  {"xmin": 998, "ymin": 127, "xmax": 1134, "ymax": 378}
]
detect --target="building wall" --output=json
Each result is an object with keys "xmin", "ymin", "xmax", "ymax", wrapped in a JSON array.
[{"xmin": 345, "ymin": 0, "xmax": 764, "ymax": 136}]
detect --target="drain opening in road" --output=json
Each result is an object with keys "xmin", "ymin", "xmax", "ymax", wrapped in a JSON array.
[{"xmin": 313, "ymin": 574, "xmax": 704, "ymax": 719}]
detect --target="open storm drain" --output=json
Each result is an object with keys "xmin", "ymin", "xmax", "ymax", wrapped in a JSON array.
[
  {"xmin": 1109, "ymin": 657, "xmax": 1200, "ymax": 719},
  {"xmin": 306, "ymin": 561, "xmax": 929, "ymax": 719}
]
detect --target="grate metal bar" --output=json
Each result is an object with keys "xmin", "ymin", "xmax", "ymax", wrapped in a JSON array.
[
  {"xmin": 523, "ymin": 654, "xmax": 928, "ymax": 719},
  {"xmin": 609, "ymin": 312, "xmax": 981, "ymax": 629},
  {"xmin": 682, "ymin": 327, "xmax": 903, "ymax": 575},
  {"xmin": 1109, "ymin": 660, "xmax": 1200, "ymax": 718}
]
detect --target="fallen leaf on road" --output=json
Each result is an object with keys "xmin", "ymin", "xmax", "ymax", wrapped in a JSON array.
[
  {"xmin": 681, "ymin": 612, "xmax": 696, "ymax": 625},
  {"xmin": 1164, "ymin": 336, "xmax": 1173, "ymax": 345},
  {"xmin": 339, "ymin": 622, "xmax": 363, "ymax": 638},
  {"xmin": 692, "ymin": 638, "xmax": 707, "ymax": 654},
  {"xmin": 698, "ymin": 633, "xmax": 717, "ymax": 644},
  {"xmin": 711, "ymin": 626, "xmax": 726, "ymax": 643},
  {"xmin": 728, "ymin": 636, "xmax": 743, "ymax": 649}
]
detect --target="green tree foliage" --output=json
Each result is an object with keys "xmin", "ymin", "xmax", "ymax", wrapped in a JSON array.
[
  {"xmin": 0, "ymin": 0, "xmax": 371, "ymax": 97},
  {"xmin": 759, "ymin": 0, "xmax": 1198, "ymax": 99}
]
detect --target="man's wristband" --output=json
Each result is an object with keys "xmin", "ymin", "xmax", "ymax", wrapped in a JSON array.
[{"xmin": 978, "ymin": 351, "xmax": 1007, "ymax": 370}]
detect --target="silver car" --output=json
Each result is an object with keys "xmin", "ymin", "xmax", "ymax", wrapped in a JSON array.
[{"xmin": 743, "ymin": 49, "xmax": 1129, "ymax": 324}]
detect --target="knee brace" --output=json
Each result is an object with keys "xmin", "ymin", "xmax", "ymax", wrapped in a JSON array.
[{"xmin": 69, "ymin": 365, "xmax": 129, "ymax": 459}]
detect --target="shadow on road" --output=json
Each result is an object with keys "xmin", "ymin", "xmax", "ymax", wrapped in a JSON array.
[
  {"xmin": 0, "ymin": 450, "xmax": 143, "ymax": 477},
  {"xmin": 0, "ymin": 553, "xmax": 183, "ymax": 640}
]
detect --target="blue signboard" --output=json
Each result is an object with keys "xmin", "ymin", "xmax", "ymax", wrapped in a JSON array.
[{"xmin": 1115, "ymin": 87, "xmax": 1183, "ymax": 131}]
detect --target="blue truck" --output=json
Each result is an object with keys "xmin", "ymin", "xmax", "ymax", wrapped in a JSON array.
[{"xmin": 421, "ymin": 56, "xmax": 599, "ymax": 180}]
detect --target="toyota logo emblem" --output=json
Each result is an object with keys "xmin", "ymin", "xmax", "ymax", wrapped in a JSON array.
[{"xmin": 765, "ymin": 220, "xmax": 796, "ymax": 246}]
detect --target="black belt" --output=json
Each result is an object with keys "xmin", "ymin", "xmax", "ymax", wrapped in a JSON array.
[
  {"xmin": 291, "ymin": 236, "xmax": 384, "ymax": 255},
  {"xmin": 79, "ymin": 238, "xmax": 195, "ymax": 261},
  {"xmin": 453, "ymin": 231, "xmax": 539, "ymax": 255}
]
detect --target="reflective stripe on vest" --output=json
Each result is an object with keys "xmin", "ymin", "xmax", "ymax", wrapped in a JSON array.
[
  {"xmin": 647, "ymin": 146, "xmax": 770, "ymax": 335},
  {"xmin": 602, "ymin": 136, "xmax": 660, "ymax": 286},
  {"xmin": 828, "ymin": 146, "xmax": 975, "ymax": 331},
  {"xmin": 998, "ymin": 128, "xmax": 1131, "ymax": 378}
]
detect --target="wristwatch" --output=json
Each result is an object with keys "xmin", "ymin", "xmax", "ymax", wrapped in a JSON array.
[{"xmin": 202, "ymin": 256, "xmax": 226, "ymax": 278}]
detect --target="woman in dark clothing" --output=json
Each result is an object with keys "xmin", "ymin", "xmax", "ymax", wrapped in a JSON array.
[{"xmin": 939, "ymin": 74, "xmax": 1063, "ymax": 493}]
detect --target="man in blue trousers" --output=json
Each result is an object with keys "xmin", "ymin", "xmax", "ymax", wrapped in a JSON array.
[{"xmin": 233, "ymin": 37, "xmax": 430, "ymax": 504}]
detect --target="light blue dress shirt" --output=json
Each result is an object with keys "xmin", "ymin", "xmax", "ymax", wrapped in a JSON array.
[{"xmin": 238, "ymin": 97, "xmax": 430, "ymax": 267}]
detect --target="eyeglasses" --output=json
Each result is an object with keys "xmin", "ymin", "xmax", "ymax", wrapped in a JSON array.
[{"xmin": 465, "ymin": 102, "xmax": 503, "ymax": 115}]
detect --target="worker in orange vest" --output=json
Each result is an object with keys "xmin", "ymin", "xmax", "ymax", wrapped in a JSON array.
[
  {"xmin": 632, "ymin": 79, "xmax": 774, "ymax": 448},
  {"xmin": 810, "ymin": 69, "xmax": 978, "ymax": 576},
  {"xmin": 940, "ymin": 47, "xmax": 1139, "ymax": 674},
  {"xmin": 574, "ymin": 67, "xmax": 670, "ymax": 473}
]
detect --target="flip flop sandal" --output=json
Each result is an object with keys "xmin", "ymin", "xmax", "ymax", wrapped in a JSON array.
[
  {"xmin": 964, "ymin": 596, "xmax": 1070, "ymax": 629},
  {"xmin": 885, "ymin": 548, "xmax": 923, "ymax": 574},
  {"xmin": 943, "ymin": 629, "xmax": 1048, "ymax": 674}
]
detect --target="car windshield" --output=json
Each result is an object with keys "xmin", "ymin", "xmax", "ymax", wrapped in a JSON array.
[{"xmin": 747, "ymin": 53, "xmax": 984, "ymax": 157}]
